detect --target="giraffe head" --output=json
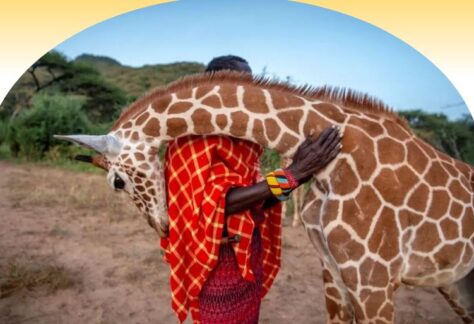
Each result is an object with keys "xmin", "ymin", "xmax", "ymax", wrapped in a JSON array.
[{"xmin": 54, "ymin": 134, "xmax": 169, "ymax": 238}]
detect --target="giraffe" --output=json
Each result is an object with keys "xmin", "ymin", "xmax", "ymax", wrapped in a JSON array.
[{"xmin": 55, "ymin": 71, "xmax": 474, "ymax": 323}]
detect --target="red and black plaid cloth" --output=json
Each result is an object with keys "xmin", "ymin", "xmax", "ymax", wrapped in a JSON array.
[{"xmin": 160, "ymin": 135, "xmax": 282, "ymax": 323}]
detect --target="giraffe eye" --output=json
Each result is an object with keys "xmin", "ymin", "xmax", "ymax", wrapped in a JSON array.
[{"xmin": 114, "ymin": 174, "xmax": 125, "ymax": 190}]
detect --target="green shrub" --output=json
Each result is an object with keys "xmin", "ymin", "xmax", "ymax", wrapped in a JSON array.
[
  {"xmin": 9, "ymin": 94, "xmax": 91, "ymax": 159},
  {"xmin": 0, "ymin": 119, "xmax": 7, "ymax": 145}
]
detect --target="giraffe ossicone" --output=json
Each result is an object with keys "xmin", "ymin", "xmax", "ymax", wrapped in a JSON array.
[{"xmin": 56, "ymin": 71, "xmax": 474, "ymax": 323}]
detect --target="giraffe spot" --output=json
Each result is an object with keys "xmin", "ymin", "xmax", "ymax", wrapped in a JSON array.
[
  {"xmin": 216, "ymin": 114, "xmax": 228, "ymax": 130},
  {"xmin": 339, "ymin": 266, "xmax": 358, "ymax": 291},
  {"xmin": 462, "ymin": 207, "xmax": 474, "ymax": 238},
  {"xmin": 145, "ymin": 180, "xmax": 153, "ymax": 187},
  {"xmin": 365, "ymin": 291, "xmax": 386, "ymax": 319},
  {"xmin": 325, "ymin": 287, "xmax": 341, "ymax": 300},
  {"xmin": 243, "ymin": 87, "xmax": 268, "ymax": 113},
  {"xmin": 313, "ymin": 103, "xmax": 346, "ymax": 123},
  {"xmin": 441, "ymin": 161, "xmax": 458, "ymax": 178},
  {"xmin": 383, "ymin": 119, "xmax": 412, "ymax": 141},
  {"xmin": 135, "ymin": 152, "xmax": 145, "ymax": 161},
  {"xmin": 462, "ymin": 245, "xmax": 473, "ymax": 264},
  {"xmin": 275, "ymin": 133, "xmax": 299, "ymax": 154},
  {"xmin": 412, "ymin": 222, "xmax": 441, "ymax": 252},
  {"xmin": 368, "ymin": 207, "xmax": 399, "ymax": 261},
  {"xmin": 251, "ymin": 119, "xmax": 268, "ymax": 147},
  {"xmin": 142, "ymin": 194, "xmax": 151, "ymax": 202},
  {"xmin": 377, "ymin": 137, "xmax": 405, "ymax": 164},
  {"xmin": 450, "ymin": 201, "xmax": 463, "ymax": 219},
  {"xmin": 379, "ymin": 303, "xmax": 395, "ymax": 322},
  {"xmin": 434, "ymin": 242, "xmax": 464, "ymax": 270},
  {"xmin": 406, "ymin": 141, "xmax": 429, "ymax": 174},
  {"xmin": 440, "ymin": 218, "xmax": 459, "ymax": 240},
  {"xmin": 136, "ymin": 185, "xmax": 146, "ymax": 192},
  {"xmin": 343, "ymin": 126, "xmax": 376, "ymax": 181},
  {"xmin": 327, "ymin": 225, "xmax": 365, "ymax": 264},
  {"xmin": 320, "ymin": 199, "xmax": 340, "ymax": 226},
  {"xmin": 360, "ymin": 258, "xmax": 389, "ymax": 287},
  {"xmin": 122, "ymin": 121, "xmax": 133, "ymax": 129},
  {"xmin": 389, "ymin": 256, "xmax": 403, "ymax": 278},
  {"xmin": 219, "ymin": 84, "xmax": 238, "ymax": 107},
  {"xmin": 148, "ymin": 188, "xmax": 156, "ymax": 196},
  {"xmin": 176, "ymin": 88, "xmax": 193, "ymax": 100},
  {"xmin": 230, "ymin": 111, "xmax": 249, "ymax": 137},
  {"xmin": 276, "ymin": 110, "xmax": 303, "ymax": 134},
  {"xmin": 143, "ymin": 117, "xmax": 160, "ymax": 137},
  {"xmin": 138, "ymin": 163, "xmax": 150, "ymax": 170},
  {"xmin": 329, "ymin": 158, "xmax": 359, "ymax": 196},
  {"xmin": 131, "ymin": 132, "xmax": 140, "ymax": 141},
  {"xmin": 167, "ymin": 118, "xmax": 188, "ymax": 138},
  {"xmin": 124, "ymin": 130, "xmax": 131, "ymax": 138},
  {"xmin": 454, "ymin": 160, "xmax": 471, "ymax": 177},
  {"xmin": 270, "ymin": 89, "xmax": 305, "ymax": 109},
  {"xmin": 264, "ymin": 118, "xmax": 280, "ymax": 142},
  {"xmin": 195, "ymin": 85, "xmax": 214, "ymax": 99},
  {"xmin": 348, "ymin": 292, "xmax": 365, "ymax": 321},
  {"xmin": 201, "ymin": 95, "xmax": 222, "ymax": 108},
  {"xmin": 134, "ymin": 176, "xmax": 143, "ymax": 184},
  {"xmin": 427, "ymin": 190, "xmax": 450, "ymax": 219},
  {"xmin": 407, "ymin": 183, "xmax": 429, "ymax": 212},
  {"xmin": 136, "ymin": 111, "xmax": 150, "ymax": 126},
  {"xmin": 414, "ymin": 138, "xmax": 437, "ymax": 159},
  {"xmin": 425, "ymin": 161, "xmax": 449, "ymax": 187},
  {"xmin": 303, "ymin": 111, "xmax": 331, "ymax": 135},
  {"xmin": 151, "ymin": 94, "xmax": 172, "ymax": 114},
  {"xmin": 449, "ymin": 180, "xmax": 471, "ymax": 203},
  {"xmin": 398, "ymin": 209, "xmax": 423, "ymax": 229},
  {"xmin": 168, "ymin": 102, "xmax": 193, "ymax": 114},
  {"xmin": 373, "ymin": 167, "xmax": 418, "ymax": 206},
  {"xmin": 348, "ymin": 115, "xmax": 384, "ymax": 137},
  {"xmin": 192, "ymin": 109, "xmax": 214, "ymax": 134},
  {"xmin": 342, "ymin": 186, "xmax": 380, "ymax": 239}
]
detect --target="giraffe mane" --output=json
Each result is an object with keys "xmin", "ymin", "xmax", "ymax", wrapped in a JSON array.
[{"xmin": 113, "ymin": 71, "xmax": 410, "ymax": 131}]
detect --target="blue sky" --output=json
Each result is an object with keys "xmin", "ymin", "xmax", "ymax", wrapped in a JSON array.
[{"xmin": 55, "ymin": 0, "xmax": 470, "ymax": 120}]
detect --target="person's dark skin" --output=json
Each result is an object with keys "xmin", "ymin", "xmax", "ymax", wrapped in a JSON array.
[{"xmin": 225, "ymin": 126, "xmax": 342, "ymax": 215}]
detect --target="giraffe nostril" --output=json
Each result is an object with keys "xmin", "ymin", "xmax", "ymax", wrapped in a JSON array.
[{"xmin": 114, "ymin": 174, "xmax": 125, "ymax": 189}]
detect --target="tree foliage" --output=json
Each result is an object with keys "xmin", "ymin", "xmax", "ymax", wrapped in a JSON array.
[
  {"xmin": 8, "ymin": 94, "xmax": 91, "ymax": 159},
  {"xmin": 400, "ymin": 110, "xmax": 474, "ymax": 164}
]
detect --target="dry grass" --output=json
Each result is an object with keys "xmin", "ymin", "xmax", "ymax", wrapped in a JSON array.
[
  {"xmin": 0, "ymin": 259, "xmax": 79, "ymax": 298},
  {"xmin": 6, "ymin": 165, "xmax": 138, "ymax": 222}
]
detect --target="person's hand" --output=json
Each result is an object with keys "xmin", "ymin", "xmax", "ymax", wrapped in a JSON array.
[{"xmin": 286, "ymin": 126, "xmax": 342, "ymax": 184}]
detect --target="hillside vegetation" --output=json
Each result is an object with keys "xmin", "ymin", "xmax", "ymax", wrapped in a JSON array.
[{"xmin": 0, "ymin": 50, "xmax": 473, "ymax": 167}]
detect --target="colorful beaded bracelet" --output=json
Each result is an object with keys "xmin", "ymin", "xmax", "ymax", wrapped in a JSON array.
[{"xmin": 265, "ymin": 168, "xmax": 299, "ymax": 201}]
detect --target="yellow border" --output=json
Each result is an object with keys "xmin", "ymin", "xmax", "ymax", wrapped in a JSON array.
[{"xmin": 0, "ymin": 0, "xmax": 472, "ymax": 116}]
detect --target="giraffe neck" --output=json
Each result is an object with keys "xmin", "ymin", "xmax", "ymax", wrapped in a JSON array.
[{"xmin": 111, "ymin": 83, "xmax": 349, "ymax": 157}]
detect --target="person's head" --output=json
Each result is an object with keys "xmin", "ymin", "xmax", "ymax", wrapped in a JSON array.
[{"xmin": 205, "ymin": 55, "xmax": 252, "ymax": 74}]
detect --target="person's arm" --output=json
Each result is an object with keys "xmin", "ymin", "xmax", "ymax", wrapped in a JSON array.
[{"xmin": 225, "ymin": 126, "xmax": 342, "ymax": 216}]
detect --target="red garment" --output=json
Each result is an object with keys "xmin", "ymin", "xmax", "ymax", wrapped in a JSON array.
[{"xmin": 161, "ymin": 136, "xmax": 282, "ymax": 323}]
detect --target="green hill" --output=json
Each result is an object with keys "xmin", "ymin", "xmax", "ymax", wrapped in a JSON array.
[{"xmin": 74, "ymin": 54, "xmax": 205, "ymax": 98}]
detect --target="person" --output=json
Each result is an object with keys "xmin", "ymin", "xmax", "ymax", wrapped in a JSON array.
[{"xmin": 161, "ymin": 55, "xmax": 341, "ymax": 323}]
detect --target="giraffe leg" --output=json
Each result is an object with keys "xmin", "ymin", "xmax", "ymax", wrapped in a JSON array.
[
  {"xmin": 438, "ymin": 267, "xmax": 474, "ymax": 323},
  {"xmin": 321, "ymin": 263, "xmax": 355, "ymax": 323},
  {"xmin": 343, "ymin": 283, "xmax": 396, "ymax": 324}
]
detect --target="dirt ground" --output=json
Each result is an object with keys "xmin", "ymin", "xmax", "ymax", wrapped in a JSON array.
[{"xmin": 0, "ymin": 161, "xmax": 463, "ymax": 323}]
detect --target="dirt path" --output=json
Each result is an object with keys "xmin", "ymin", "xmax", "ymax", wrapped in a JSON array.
[{"xmin": 0, "ymin": 161, "xmax": 461, "ymax": 323}]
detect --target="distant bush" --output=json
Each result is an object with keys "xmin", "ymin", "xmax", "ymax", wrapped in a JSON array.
[
  {"xmin": 9, "ymin": 94, "xmax": 91, "ymax": 159},
  {"xmin": 0, "ymin": 119, "xmax": 7, "ymax": 145}
]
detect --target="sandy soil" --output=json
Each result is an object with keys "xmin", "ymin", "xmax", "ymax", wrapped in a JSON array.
[{"xmin": 0, "ymin": 161, "xmax": 462, "ymax": 323}]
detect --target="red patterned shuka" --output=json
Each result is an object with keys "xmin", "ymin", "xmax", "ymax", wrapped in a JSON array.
[{"xmin": 161, "ymin": 136, "xmax": 282, "ymax": 323}]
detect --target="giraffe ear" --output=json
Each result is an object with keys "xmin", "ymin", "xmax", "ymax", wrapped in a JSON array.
[{"xmin": 53, "ymin": 134, "xmax": 122, "ymax": 156}]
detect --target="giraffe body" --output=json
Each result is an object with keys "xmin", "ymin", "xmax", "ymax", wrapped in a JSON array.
[{"xmin": 57, "ymin": 72, "xmax": 474, "ymax": 323}]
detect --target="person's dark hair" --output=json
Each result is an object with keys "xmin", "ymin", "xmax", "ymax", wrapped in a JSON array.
[{"xmin": 205, "ymin": 55, "xmax": 252, "ymax": 74}]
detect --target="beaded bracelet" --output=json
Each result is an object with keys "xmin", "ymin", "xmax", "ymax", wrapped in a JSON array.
[{"xmin": 265, "ymin": 168, "xmax": 299, "ymax": 201}]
